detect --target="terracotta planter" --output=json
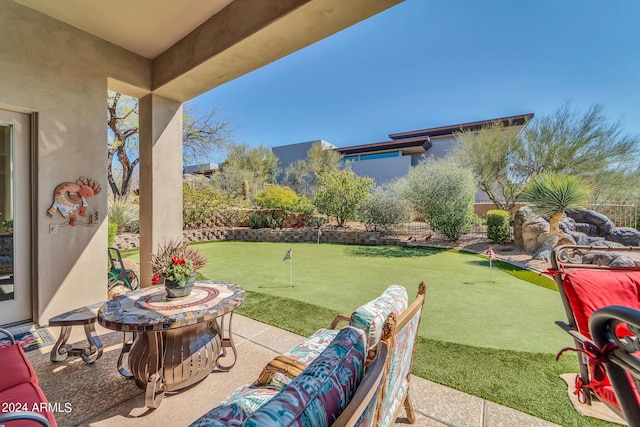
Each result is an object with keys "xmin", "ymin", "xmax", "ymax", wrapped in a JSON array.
[{"xmin": 164, "ymin": 274, "xmax": 196, "ymax": 298}]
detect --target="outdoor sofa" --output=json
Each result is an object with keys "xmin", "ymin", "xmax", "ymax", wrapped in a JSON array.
[{"xmin": 191, "ymin": 282, "xmax": 426, "ymax": 426}]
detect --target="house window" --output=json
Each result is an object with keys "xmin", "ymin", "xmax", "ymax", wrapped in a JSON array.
[{"xmin": 359, "ymin": 151, "xmax": 400, "ymax": 161}]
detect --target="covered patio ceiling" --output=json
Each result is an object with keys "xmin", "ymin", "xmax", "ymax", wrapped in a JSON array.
[{"xmin": 15, "ymin": 0, "xmax": 404, "ymax": 101}]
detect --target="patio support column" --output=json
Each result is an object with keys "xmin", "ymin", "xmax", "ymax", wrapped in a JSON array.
[{"xmin": 139, "ymin": 94, "xmax": 183, "ymax": 288}]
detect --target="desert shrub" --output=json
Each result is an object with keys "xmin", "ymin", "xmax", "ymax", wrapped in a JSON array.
[
  {"xmin": 314, "ymin": 170, "xmax": 375, "ymax": 226},
  {"xmin": 396, "ymin": 158, "xmax": 476, "ymax": 241},
  {"xmin": 216, "ymin": 209, "xmax": 249, "ymax": 227},
  {"xmin": 183, "ymin": 184, "xmax": 250, "ymax": 229},
  {"xmin": 253, "ymin": 185, "xmax": 299, "ymax": 210},
  {"xmin": 292, "ymin": 197, "xmax": 316, "ymax": 215},
  {"xmin": 358, "ymin": 186, "xmax": 413, "ymax": 233},
  {"xmin": 486, "ymin": 209, "xmax": 511, "ymax": 243}
]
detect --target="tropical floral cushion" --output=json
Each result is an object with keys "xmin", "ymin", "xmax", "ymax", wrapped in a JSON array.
[
  {"xmin": 218, "ymin": 384, "xmax": 280, "ymax": 414},
  {"xmin": 245, "ymin": 326, "xmax": 366, "ymax": 426},
  {"xmin": 190, "ymin": 326, "xmax": 366, "ymax": 427},
  {"xmin": 377, "ymin": 307, "xmax": 422, "ymax": 427},
  {"xmin": 351, "ymin": 285, "xmax": 408, "ymax": 365},
  {"xmin": 270, "ymin": 285, "xmax": 408, "ymax": 387},
  {"xmin": 270, "ymin": 328, "xmax": 341, "ymax": 387}
]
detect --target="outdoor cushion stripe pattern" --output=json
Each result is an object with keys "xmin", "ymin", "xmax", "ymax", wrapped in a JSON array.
[
  {"xmin": 351, "ymin": 285, "xmax": 408, "ymax": 366},
  {"xmin": 378, "ymin": 307, "xmax": 422, "ymax": 427}
]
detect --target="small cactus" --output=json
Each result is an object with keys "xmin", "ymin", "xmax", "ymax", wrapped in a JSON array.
[{"xmin": 243, "ymin": 180, "xmax": 250, "ymax": 199}]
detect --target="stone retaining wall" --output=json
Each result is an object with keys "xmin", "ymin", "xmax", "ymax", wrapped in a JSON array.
[{"xmin": 114, "ymin": 228, "xmax": 406, "ymax": 250}]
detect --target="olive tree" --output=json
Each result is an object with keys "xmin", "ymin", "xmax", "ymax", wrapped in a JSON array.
[
  {"xmin": 358, "ymin": 185, "xmax": 413, "ymax": 234},
  {"xmin": 313, "ymin": 170, "xmax": 374, "ymax": 226},
  {"xmin": 397, "ymin": 158, "xmax": 476, "ymax": 241}
]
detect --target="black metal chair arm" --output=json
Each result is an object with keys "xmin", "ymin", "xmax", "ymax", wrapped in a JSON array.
[
  {"xmin": 590, "ymin": 305, "xmax": 640, "ymax": 427},
  {"xmin": 0, "ymin": 410, "xmax": 51, "ymax": 426},
  {"xmin": 0, "ymin": 327, "xmax": 15, "ymax": 344}
]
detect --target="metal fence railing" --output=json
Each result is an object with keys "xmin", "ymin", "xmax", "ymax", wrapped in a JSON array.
[{"xmin": 587, "ymin": 203, "xmax": 638, "ymax": 229}]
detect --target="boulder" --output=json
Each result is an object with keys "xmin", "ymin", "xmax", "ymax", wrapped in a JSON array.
[
  {"xmin": 533, "ymin": 234, "xmax": 560, "ymax": 261},
  {"xmin": 565, "ymin": 209, "xmax": 615, "ymax": 236},
  {"xmin": 610, "ymin": 255, "xmax": 636, "ymax": 267},
  {"xmin": 513, "ymin": 206, "xmax": 542, "ymax": 248},
  {"xmin": 606, "ymin": 227, "xmax": 640, "ymax": 246}
]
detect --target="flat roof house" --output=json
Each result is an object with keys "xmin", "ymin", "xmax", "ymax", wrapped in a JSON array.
[
  {"xmin": 273, "ymin": 114, "xmax": 533, "ymax": 197},
  {"xmin": 0, "ymin": 0, "xmax": 403, "ymax": 326}
]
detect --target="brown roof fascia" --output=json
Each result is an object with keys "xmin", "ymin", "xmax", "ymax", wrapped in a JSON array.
[
  {"xmin": 388, "ymin": 113, "xmax": 534, "ymax": 140},
  {"xmin": 334, "ymin": 136, "xmax": 431, "ymax": 156}
]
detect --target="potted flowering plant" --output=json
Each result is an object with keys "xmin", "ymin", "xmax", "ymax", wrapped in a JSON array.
[{"xmin": 151, "ymin": 239, "xmax": 207, "ymax": 298}]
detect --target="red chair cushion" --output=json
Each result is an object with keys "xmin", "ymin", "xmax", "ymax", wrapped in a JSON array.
[
  {"xmin": 563, "ymin": 269, "xmax": 640, "ymax": 339},
  {"xmin": 0, "ymin": 382, "xmax": 57, "ymax": 427},
  {"xmin": 0, "ymin": 345, "xmax": 38, "ymax": 392}
]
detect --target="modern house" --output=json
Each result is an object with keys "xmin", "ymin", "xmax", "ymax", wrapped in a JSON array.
[
  {"xmin": 183, "ymin": 163, "xmax": 220, "ymax": 178},
  {"xmin": 0, "ymin": 0, "xmax": 404, "ymax": 327},
  {"xmin": 272, "ymin": 113, "xmax": 533, "ymax": 200}
]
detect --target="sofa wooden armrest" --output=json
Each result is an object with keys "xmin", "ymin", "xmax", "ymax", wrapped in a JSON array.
[
  {"xmin": 330, "ymin": 313, "xmax": 351, "ymax": 329},
  {"xmin": 254, "ymin": 355, "xmax": 307, "ymax": 387}
]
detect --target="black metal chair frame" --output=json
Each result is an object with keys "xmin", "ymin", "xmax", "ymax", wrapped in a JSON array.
[{"xmin": 590, "ymin": 305, "xmax": 640, "ymax": 427}]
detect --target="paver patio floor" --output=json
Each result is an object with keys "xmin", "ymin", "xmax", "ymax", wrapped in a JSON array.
[{"xmin": 17, "ymin": 316, "xmax": 560, "ymax": 426}]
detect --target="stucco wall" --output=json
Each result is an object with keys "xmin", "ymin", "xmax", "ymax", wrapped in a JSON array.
[
  {"xmin": 0, "ymin": 0, "xmax": 151, "ymax": 324},
  {"xmin": 348, "ymin": 155, "xmax": 412, "ymax": 185}
]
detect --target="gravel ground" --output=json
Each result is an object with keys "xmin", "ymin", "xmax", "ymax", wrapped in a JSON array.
[{"xmin": 413, "ymin": 232, "xmax": 549, "ymax": 272}]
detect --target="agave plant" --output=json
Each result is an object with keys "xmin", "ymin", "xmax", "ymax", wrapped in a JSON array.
[
  {"xmin": 523, "ymin": 173, "xmax": 591, "ymax": 238},
  {"xmin": 107, "ymin": 200, "xmax": 139, "ymax": 234}
]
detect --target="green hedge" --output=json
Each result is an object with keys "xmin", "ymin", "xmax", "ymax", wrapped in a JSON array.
[{"xmin": 486, "ymin": 209, "xmax": 511, "ymax": 243}]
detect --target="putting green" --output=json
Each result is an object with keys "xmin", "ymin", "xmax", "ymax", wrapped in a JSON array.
[{"xmin": 190, "ymin": 241, "xmax": 572, "ymax": 354}]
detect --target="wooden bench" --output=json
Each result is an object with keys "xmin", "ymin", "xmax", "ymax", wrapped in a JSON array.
[{"xmin": 48, "ymin": 302, "xmax": 104, "ymax": 364}]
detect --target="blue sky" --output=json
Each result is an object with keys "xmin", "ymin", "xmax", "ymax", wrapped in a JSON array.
[{"xmin": 192, "ymin": 0, "xmax": 640, "ymax": 161}]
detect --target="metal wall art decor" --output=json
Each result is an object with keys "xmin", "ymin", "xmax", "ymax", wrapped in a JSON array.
[{"xmin": 47, "ymin": 177, "xmax": 101, "ymax": 227}]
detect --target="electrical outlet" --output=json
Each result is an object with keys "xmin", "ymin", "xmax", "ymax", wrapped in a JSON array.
[{"xmin": 49, "ymin": 224, "xmax": 59, "ymax": 234}]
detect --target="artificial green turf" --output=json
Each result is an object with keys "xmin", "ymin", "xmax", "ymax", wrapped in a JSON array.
[
  {"xmin": 124, "ymin": 242, "xmax": 616, "ymax": 425},
  {"xmin": 194, "ymin": 241, "xmax": 571, "ymax": 353},
  {"xmin": 235, "ymin": 290, "xmax": 617, "ymax": 427}
]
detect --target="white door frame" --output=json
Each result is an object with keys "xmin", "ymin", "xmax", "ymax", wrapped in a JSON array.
[{"xmin": 0, "ymin": 109, "xmax": 34, "ymax": 326}]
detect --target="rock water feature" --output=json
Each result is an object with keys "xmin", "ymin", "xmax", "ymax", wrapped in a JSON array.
[{"xmin": 513, "ymin": 206, "xmax": 640, "ymax": 263}]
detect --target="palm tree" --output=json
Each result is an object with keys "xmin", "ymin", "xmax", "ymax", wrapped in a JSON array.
[{"xmin": 523, "ymin": 173, "xmax": 591, "ymax": 240}]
